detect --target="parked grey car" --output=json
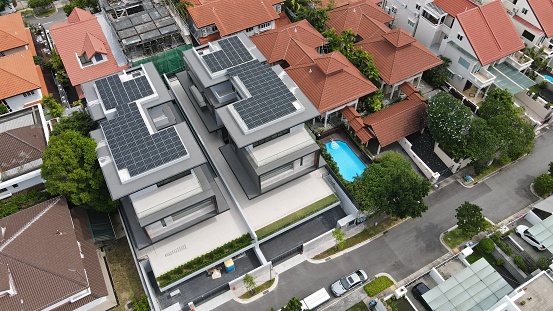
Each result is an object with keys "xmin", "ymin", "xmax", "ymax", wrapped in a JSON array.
[{"xmin": 330, "ymin": 270, "xmax": 368, "ymax": 297}]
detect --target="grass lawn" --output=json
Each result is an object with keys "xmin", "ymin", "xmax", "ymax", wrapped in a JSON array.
[
  {"xmin": 474, "ymin": 161, "xmax": 508, "ymax": 181},
  {"xmin": 443, "ymin": 221, "xmax": 493, "ymax": 249},
  {"xmin": 105, "ymin": 238, "xmax": 145, "ymax": 311},
  {"xmin": 466, "ymin": 249, "xmax": 496, "ymax": 265},
  {"xmin": 238, "ymin": 278, "xmax": 275, "ymax": 299},
  {"xmin": 313, "ymin": 216, "xmax": 402, "ymax": 259},
  {"xmin": 364, "ymin": 276, "xmax": 394, "ymax": 297},
  {"xmin": 255, "ymin": 194, "xmax": 338, "ymax": 239},
  {"xmin": 347, "ymin": 301, "xmax": 369, "ymax": 311}
]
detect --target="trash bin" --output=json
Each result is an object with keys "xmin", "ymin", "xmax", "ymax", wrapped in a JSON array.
[{"xmin": 224, "ymin": 259, "xmax": 235, "ymax": 273}]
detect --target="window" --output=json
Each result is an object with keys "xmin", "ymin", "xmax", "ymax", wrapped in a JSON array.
[
  {"xmin": 407, "ymin": 19, "xmax": 415, "ymax": 27},
  {"xmin": 446, "ymin": 69, "xmax": 454, "ymax": 80},
  {"xmin": 511, "ymin": 0, "xmax": 518, "ymax": 4},
  {"xmin": 245, "ymin": 27, "xmax": 254, "ymax": 32},
  {"xmin": 22, "ymin": 91, "xmax": 35, "ymax": 97},
  {"xmin": 415, "ymin": 3, "xmax": 420, "ymax": 10},
  {"xmin": 456, "ymin": 33, "xmax": 464, "ymax": 41},
  {"xmin": 212, "ymin": 25, "xmax": 218, "ymax": 31},
  {"xmin": 421, "ymin": 10, "xmax": 438, "ymax": 24},
  {"xmin": 12, "ymin": 184, "xmax": 18, "ymax": 188},
  {"xmin": 458, "ymin": 57, "xmax": 470, "ymax": 69},
  {"xmin": 252, "ymin": 129, "xmax": 290, "ymax": 147},
  {"xmin": 259, "ymin": 22, "xmax": 271, "ymax": 29},
  {"xmin": 521, "ymin": 8, "xmax": 527, "ymax": 14},
  {"xmin": 522, "ymin": 30, "xmax": 535, "ymax": 42},
  {"xmin": 0, "ymin": 188, "xmax": 7, "ymax": 193},
  {"xmin": 94, "ymin": 53, "xmax": 104, "ymax": 62},
  {"xmin": 79, "ymin": 53, "xmax": 92, "ymax": 65}
]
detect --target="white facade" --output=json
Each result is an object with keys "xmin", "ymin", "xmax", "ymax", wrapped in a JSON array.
[{"xmin": 2, "ymin": 89, "xmax": 42, "ymax": 112}]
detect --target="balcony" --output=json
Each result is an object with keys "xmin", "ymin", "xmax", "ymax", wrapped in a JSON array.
[
  {"xmin": 506, "ymin": 51, "xmax": 533, "ymax": 71},
  {"xmin": 542, "ymin": 43, "xmax": 553, "ymax": 58},
  {"xmin": 469, "ymin": 67, "xmax": 495, "ymax": 89}
]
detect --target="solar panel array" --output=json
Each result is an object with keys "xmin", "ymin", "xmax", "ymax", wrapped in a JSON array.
[
  {"xmin": 227, "ymin": 61, "xmax": 298, "ymax": 130},
  {"xmin": 202, "ymin": 36, "xmax": 254, "ymax": 73},
  {"xmin": 95, "ymin": 74, "xmax": 154, "ymax": 110},
  {"xmin": 101, "ymin": 103, "xmax": 187, "ymax": 177}
]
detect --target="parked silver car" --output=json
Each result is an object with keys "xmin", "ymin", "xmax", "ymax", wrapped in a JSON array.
[
  {"xmin": 516, "ymin": 225, "xmax": 546, "ymax": 251},
  {"xmin": 330, "ymin": 270, "xmax": 368, "ymax": 297}
]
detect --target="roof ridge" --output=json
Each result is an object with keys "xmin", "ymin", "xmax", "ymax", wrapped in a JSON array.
[
  {"xmin": 478, "ymin": 5, "xmax": 501, "ymax": 52},
  {"xmin": 0, "ymin": 66, "xmax": 39, "ymax": 89},
  {"xmin": 5, "ymin": 128, "xmax": 43, "ymax": 154},
  {"xmin": 370, "ymin": 100, "xmax": 421, "ymax": 125}
]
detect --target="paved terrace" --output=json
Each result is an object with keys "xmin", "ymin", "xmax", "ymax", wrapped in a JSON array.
[{"xmin": 168, "ymin": 77, "xmax": 337, "ymax": 235}]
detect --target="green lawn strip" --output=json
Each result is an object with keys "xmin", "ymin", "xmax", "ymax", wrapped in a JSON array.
[
  {"xmin": 465, "ymin": 249, "xmax": 496, "ymax": 265},
  {"xmin": 443, "ymin": 221, "xmax": 494, "ymax": 249},
  {"xmin": 346, "ymin": 301, "xmax": 370, "ymax": 311},
  {"xmin": 474, "ymin": 162, "xmax": 506, "ymax": 181},
  {"xmin": 313, "ymin": 216, "xmax": 402, "ymax": 259},
  {"xmin": 364, "ymin": 276, "xmax": 394, "ymax": 297},
  {"xmin": 156, "ymin": 234, "xmax": 252, "ymax": 288},
  {"xmin": 238, "ymin": 278, "xmax": 275, "ymax": 299},
  {"xmin": 255, "ymin": 194, "xmax": 338, "ymax": 240}
]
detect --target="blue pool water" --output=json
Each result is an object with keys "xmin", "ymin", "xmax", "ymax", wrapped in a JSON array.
[
  {"xmin": 544, "ymin": 75, "xmax": 553, "ymax": 83},
  {"xmin": 325, "ymin": 140, "xmax": 366, "ymax": 181}
]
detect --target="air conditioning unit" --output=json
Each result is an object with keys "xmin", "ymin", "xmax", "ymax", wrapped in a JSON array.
[
  {"xmin": 512, "ymin": 6, "xmax": 519, "ymax": 13},
  {"xmin": 457, "ymin": 74, "xmax": 463, "ymax": 80},
  {"xmin": 414, "ymin": 12, "xmax": 420, "ymax": 18},
  {"xmin": 401, "ymin": 2, "xmax": 407, "ymax": 8},
  {"xmin": 391, "ymin": 6, "xmax": 397, "ymax": 13},
  {"xmin": 384, "ymin": 5, "xmax": 390, "ymax": 12}
]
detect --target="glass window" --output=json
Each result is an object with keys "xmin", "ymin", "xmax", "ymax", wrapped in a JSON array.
[
  {"xmin": 522, "ymin": 30, "xmax": 535, "ymax": 42},
  {"xmin": 457, "ymin": 34, "xmax": 464, "ymax": 41},
  {"xmin": 521, "ymin": 8, "xmax": 527, "ymax": 14},
  {"xmin": 407, "ymin": 19, "xmax": 415, "ymax": 27},
  {"xmin": 415, "ymin": 3, "xmax": 420, "ymax": 10},
  {"xmin": 458, "ymin": 57, "xmax": 470, "ymax": 69}
]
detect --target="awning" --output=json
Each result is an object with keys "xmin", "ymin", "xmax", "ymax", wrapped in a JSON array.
[
  {"xmin": 528, "ymin": 215, "xmax": 553, "ymax": 252},
  {"xmin": 534, "ymin": 195, "xmax": 553, "ymax": 213},
  {"xmin": 489, "ymin": 62, "xmax": 536, "ymax": 94}
]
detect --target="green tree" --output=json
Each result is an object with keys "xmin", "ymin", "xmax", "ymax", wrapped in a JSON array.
[
  {"xmin": 132, "ymin": 296, "xmax": 151, "ymax": 311},
  {"xmin": 41, "ymin": 94, "xmax": 64, "ymax": 118},
  {"xmin": 50, "ymin": 50, "xmax": 69, "ymax": 87},
  {"xmin": 28, "ymin": 0, "xmax": 53, "ymax": 8},
  {"xmin": 51, "ymin": 111, "xmax": 97, "ymax": 137},
  {"xmin": 534, "ymin": 173, "xmax": 553, "ymax": 197},
  {"xmin": 455, "ymin": 202, "xmax": 486, "ymax": 238},
  {"xmin": 63, "ymin": 0, "xmax": 99, "ymax": 15},
  {"xmin": 422, "ymin": 56, "xmax": 451, "ymax": 88},
  {"xmin": 332, "ymin": 228, "xmax": 346, "ymax": 250},
  {"xmin": 348, "ymin": 151, "xmax": 431, "ymax": 218},
  {"xmin": 41, "ymin": 130, "xmax": 117, "ymax": 213},
  {"xmin": 243, "ymin": 274, "xmax": 257, "ymax": 295},
  {"xmin": 1, "ymin": 0, "xmax": 11, "ymax": 11},
  {"xmin": 533, "ymin": 257, "xmax": 552, "ymax": 271},
  {"xmin": 0, "ymin": 103, "xmax": 8, "ymax": 115},
  {"xmin": 426, "ymin": 92, "xmax": 472, "ymax": 158},
  {"xmin": 476, "ymin": 238, "xmax": 494, "ymax": 254},
  {"xmin": 486, "ymin": 114, "xmax": 534, "ymax": 160},
  {"xmin": 361, "ymin": 89, "xmax": 384, "ymax": 113},
  {"xmin": 465, "ymin": 118, "xmax": 499, "ymax": 162},
  {"xmin": 549, "ymin": 161, "xmax": 553, "ymax": 176},
  {"xmin": 282, "ymin": 297, "xmax": 303, "ymax": 311},
  {"xmin": 294, "ymin": 0, "xmax": 330, "ymax": 33},
  {"xmin": 478, "ymin": 88, "xmax": 522, "ymax": 120}
]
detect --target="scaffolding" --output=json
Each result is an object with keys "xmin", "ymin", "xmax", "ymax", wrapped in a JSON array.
[{"xmin": 101, "ymin": 0, "xmax": 187, "ymax": 61}]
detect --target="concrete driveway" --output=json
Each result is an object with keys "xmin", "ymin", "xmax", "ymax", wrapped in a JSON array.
[{"xmin": 214, "ymin": 129, "xmax": 553, "ymax": 311}]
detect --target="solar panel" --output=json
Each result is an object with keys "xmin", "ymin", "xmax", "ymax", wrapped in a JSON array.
[
  {"xmin": 227, "ymin": 61, "xmax": 299, "ymax": 130},
  {"xmin": 101, "ymin": 103, "xmax": 188, "ymax": 177},
  {"xmin": 95, "ymin": 74, "xmax": 154, "ymax": 110},
  {"xmin": 202, "ymin": 36, "xmax": 254, "ymax": 73}
]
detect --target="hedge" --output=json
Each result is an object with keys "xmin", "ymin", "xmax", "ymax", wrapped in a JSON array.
[
  {"xmin": 363, "ymin": 276, "xmax": 394, "ymax": 297},
  {"xmin": 156, "ymin": 234, "xmax": 252, "ymax": 288}
]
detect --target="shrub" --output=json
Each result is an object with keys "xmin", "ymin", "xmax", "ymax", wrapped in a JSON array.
[
  {"xmin": 496, "ymin": 241, "xmax": 514, "ymax": 256},
  {"xmin": 472, "ymin": 161, "xmax": 487, "ymax": 176},
  {"xmin": 498, "ymin": 154, "xmax": 511, "ymax": 166},
  {"xmin": 476, "ymin": 238, "xmax": 495, "ymax": 254},
  {"xmin": 533, "ymin": 257, "xmax": 552, "ymax": 271},
  {"xmin": 514, "ymin": 255, "xmax": 527, "ymax": 272},
  {"xmin": 0, "ymin": 103, "xmax": 8, "ymax": 115},
  {"xmin": 363, "ymin": 276, "xmax": 394, "ymax": 297},
  {"xmin": 28, "ymin": 0, "xmax": 52, "ymax": 8},
  {"xmin": 132, "ymin": 296, "xmax": 150, "ymax": 311},
  {"xmin": 534, "ymin": 173, "xmax": 553, "ymax": 197},
  {"xmin": 495, "ymin": 258, "xmax": 505, "ymax": 266}
]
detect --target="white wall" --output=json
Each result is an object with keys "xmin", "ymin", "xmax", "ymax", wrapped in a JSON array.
[
  {"xmin": 385, "ymin": 0, "xmax": 420, "ymax": 35},
  {"xmin": 398, "ymin": 137, "xmax": 439, "ymax": 182},
  {"xmin": 228, "ymin": 262, "xmax": 273, "ymax": 296},
  {"xmin": 4, "ymin": 89, "xmax": 42, "ymax": 112},
  {"xmin": 1, "ymin": 45, "xmax": 28, "ymax": 56},
  {"xmin": 0, "ymin": 169, "xmax": 44, "ymax": 199}
]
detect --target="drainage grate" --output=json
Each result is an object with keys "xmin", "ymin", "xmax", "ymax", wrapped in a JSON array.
[
  {"xmin": 325, "ymin": 257, "xmax": 331, "ymax": 261},
  {"xmin": 263, "ymin": 290, "xmax": 269, "ymax": 295}
]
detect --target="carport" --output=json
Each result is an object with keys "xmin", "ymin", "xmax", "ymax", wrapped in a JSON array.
[{"xmin": 528, "ymin": 215, "xmax": 553, "ymax": 252}]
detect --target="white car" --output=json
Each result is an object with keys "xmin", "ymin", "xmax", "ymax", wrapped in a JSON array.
[
  {"xmin": 330, "ymin": 270, "xmax": 368, "ymax": 297},
  {"xmin": 516, "ymin": 225, "xmax": 546, "ymax": 251}
]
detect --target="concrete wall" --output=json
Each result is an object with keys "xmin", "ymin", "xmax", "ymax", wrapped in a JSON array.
[
  {"xmin": 524, "ymin": 210, "xmax": 543, "ymax": 226},
  {"xmin": 303, "ymin": 229, "xmax": 334, "ymax": 254},
  {"xmin": 324, "ymin": 173, "xmax": 358, "ymax": 217},
  {"xmin": 228, "ymin": 262, "xmax": 273, "ymax": 296},
  {"xmin": 433, "ymin": 144, "xmax": 471, "ymax": 173},
  {"xmin": 398, "ymin": 137, "xmax": 439, "ymax": 183},
  {"xmin": 491, "ymin": 247, "xmax": 528, "ymax": 283},
  {"xmin": 429, "ymin": 267, "xmax": 445, "ymax": 284},
  {"xmin": 4, "ymin": 89, "xmax": 42, "ymax": 112}
]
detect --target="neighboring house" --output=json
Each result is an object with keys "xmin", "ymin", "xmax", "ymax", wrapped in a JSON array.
[
  {"xmin": 0, "ymin": 196, "xmax": 113, "ymax": 310},
  {"xmin": 343, "ymin": 82, "xmax": 427, "ymax": 153},
  {"xmin": 186, "ymin": 0, "xmax": 284, "ymax": 44},
  {"xmin": 501, "ymin": 0, "xmax": 553, "ymax": 57},
  {"xmin": 326, "ymin": 0, "xmax": 394, "ymax": 41},
  {"xmin": 251, "ymin": 20, "xmax": 378, "ymax": 127},
  {"xmin": 0, "ymin": 12, "xmax": 47, "ymax": 112},
  {"xmin": 0, "ymin": 105, "xmax": 49, "ymax": 199},
  {"xmin": 83, "ymin": 63, "xmax": 230, "ymax": 279},
  {"xmin": 435, "ymin": 0, "xmax": 534, "ymax": 101},
  {"xmin": 180, "ymin": 33, "xmax": 323, "ymax": 198},
  {"xmin": 355, "ymin": 28, "xmax": 443, "ymax": 98},
  {"xmin": 50, "ymin": 8, "xmax": 127, "ymax": 99}
]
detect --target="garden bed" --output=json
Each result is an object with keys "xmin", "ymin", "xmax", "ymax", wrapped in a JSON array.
[
  {"xmin": 364, "ymin": 276, "xmax": 394, "ymax": 297},
  {"xmin": 347, "ymin": 301, "xmax": 369, "ymax": 311},
  {"xmin": 238, "ymin": 278, "xmax": 275, "ymax": 299}
]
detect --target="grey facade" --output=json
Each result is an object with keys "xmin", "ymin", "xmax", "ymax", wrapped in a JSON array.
[{"xmin": 178, "ymin": 33, "xmax": 323, "ymax": 199}]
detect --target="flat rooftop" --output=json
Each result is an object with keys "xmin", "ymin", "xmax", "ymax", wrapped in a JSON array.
[{"xmin": 516, "ymin": 272, "xmax": 553, "ymax": 311}]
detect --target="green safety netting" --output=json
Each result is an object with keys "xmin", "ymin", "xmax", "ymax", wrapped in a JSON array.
[{"xmin": 132, "ymin": 45, "xmax": 193, "ymax": 76}]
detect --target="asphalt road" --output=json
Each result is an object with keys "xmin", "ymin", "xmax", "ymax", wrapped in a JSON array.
[
  {"xmin": 215, "ymin": 129, "xmax": 553, "ymax": 311},
  {"xmin": 24, "ymin": 8, "xmax": 67, "ymax": 30}
]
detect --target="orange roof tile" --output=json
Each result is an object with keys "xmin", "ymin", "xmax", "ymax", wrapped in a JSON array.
[
  {"xmin": 362, "ymin": 93, "xmax": 427, "ymax": 147},
  {"xmin": 527, "ymin": 0, "xmax": 553, "ymax": 37},
  {"xmin": 199, "ymin": 32, "xmax": 222, "ymax": 44},
  {"xmin": 326, "ymin": 0, "xmax": 393, "ymax": 40},
  {"xmin": 341, "ymin": 105, "xmax": 360, "ymax": 119},
  {"xmin": 433, "ymin": 0, "xmax": 476, "ymax": 18},
  {"xmin": 356, "ymin": 127, "xmax": 374, "ymax": 143},
  {"xmin": 251, "ymin": 20, "xmax": 327, "ymax": 64},
  {"xmin": 188, "ymin": 0, "xmax": 280, "ymax": 37},
  {"xmin": 0, "ymin": 12, "xmax": 29, "ymax": 52},
  {"xmin": 457, "ymin": 1, "xmax": 524, "ymax": 66},
  {"xmin": 356, "ymin": 28, "xmax": 442, "ymax": 85},
  {"xmin": 341, "ymin": 106, "xmax": 374, "ymax": 143},
  {"xmin": 0, "ymin": 50, "xmax": 41, "ymax": 99},
  {"xmin": 399, "ymin": 81, "xmax": 418, "ymax": 97},
  {"xmin": 275, "ymin": 11, "xmax": 292, "ymax": 28},
  {"xmin": 50, "ymin": 8, "xmax": 126, "ymax": 87}
]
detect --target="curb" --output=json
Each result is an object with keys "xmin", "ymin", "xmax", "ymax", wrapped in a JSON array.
[
  {"xmin": 307, "ymin": 218, "xmax": 410, "ymax": 264},
  {"xmin": 459, "ymin": 152, "xmax": 532, "ymax": 189},
  {"xmin": 233, "ymin": 275, "xmax": 279, "ymax": 304}
]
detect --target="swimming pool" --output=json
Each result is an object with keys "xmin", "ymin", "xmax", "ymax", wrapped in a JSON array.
[
  {"xmin": 544, "ymin": 75, "xmax": 553, "ymax": 83},
  {"xmin": 325, "ymin": 140, "xmax": 367, "ymax": 182}
]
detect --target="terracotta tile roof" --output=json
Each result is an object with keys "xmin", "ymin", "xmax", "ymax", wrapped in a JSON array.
[
  {"xmin": 0, "ymin": 50, "xmax": 41, "ymax": 99},
  {"xmin": 0, "ymin": 264, "xmax": 9, "ymax": 292},
  {"xmin": 326, "ymin": 0, "xmax": 393, "ymax": 40},
  {"xmin": 275, "ymin": 11, "xmax": 292, "ymax": 28},
  {"xmin": 251, "ymin": 20, "xmax": 327, "ymax": 64},
  {"xmin": 433, "ymin": 0, "xmax": 477, "ymax": 18},
  {"xmin": 341, "ymin": 106, "xmax": 374, "ymax": 143},
  {"xmin": 0, "ymin": 12, "xmax": 29, "ymax": 52},
  {"xmin": 362, "ymin": 92, "xmax": 426, "ymax": 147},
  {"xmin": 356, "ymin": 28, "xmax": 443, "ymax": 85},
  {"xmin": 399, "ymin": 81, "xmax": 418, "ymax": 97},
  {"xmin": 50, "ymin": 8, "xmax": 127, "ymax": 87},
  {"xmin": 456, "ymin": 1, "xmax": 524, "ymax": 66},
  {"xmin": 0, "ymin": 197, "xmax": 106, "ymax": 310},
  {"xmin": 286, "ymin": 52, "xmax": 377, "ymax": 112},
  {"xmin": 512, "ymin": 15, "xmax": 543, "ymax": 35},
  {"xmin": 199, "ymin": 32, "xmax": 222, "ymax": 44},
  {"xmin": 341, "ymin": 104, "xmax": 360, "ymax": 119},
  {"xmin": 187, "ymin": 0, "xmax": 280, "ymax": 37},
  {"xmin": 526, "ymin": 0, "xmax": 553, "ymax": 37}
]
